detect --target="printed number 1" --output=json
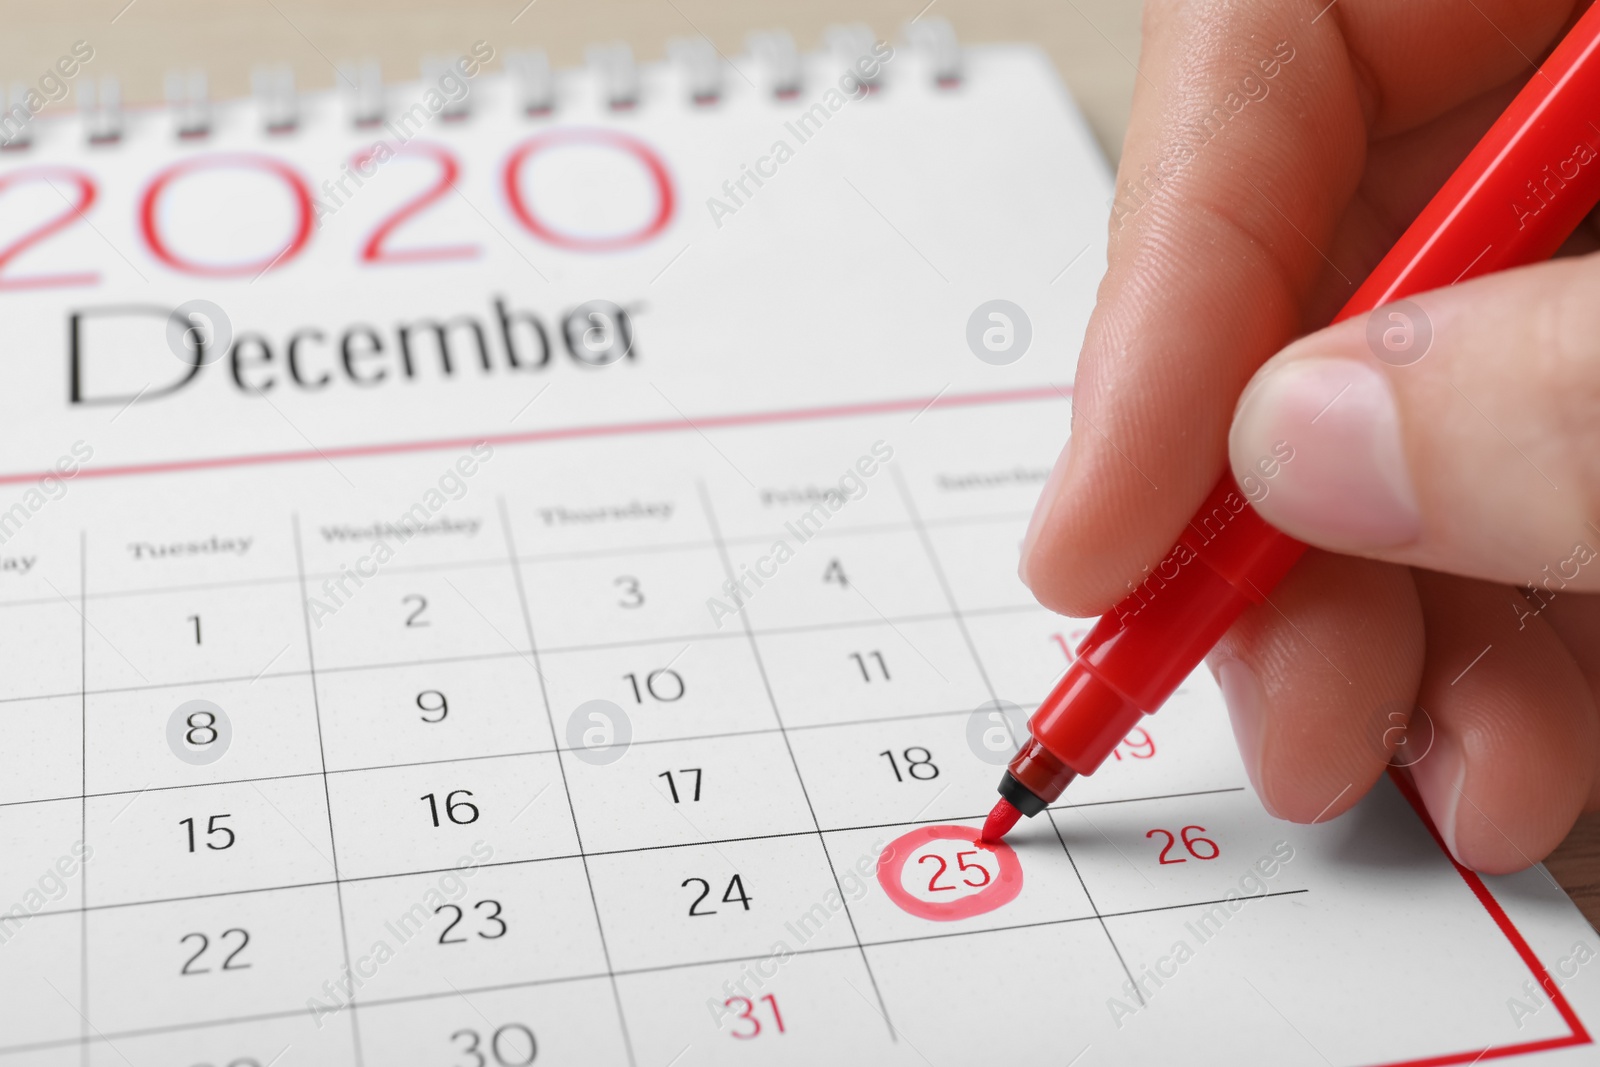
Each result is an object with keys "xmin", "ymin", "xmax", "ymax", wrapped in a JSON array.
[
  {"xmin": 726, "ymin": 993, "xmax": 785, "ymax": 1039},
  {"xmin": 187, "ymin": 614, "xmax": 201, "ymax": 645}
]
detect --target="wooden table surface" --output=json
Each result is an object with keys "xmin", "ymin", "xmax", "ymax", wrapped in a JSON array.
[{"xmin": 7, "ymin": 0, "xmax": 1598, "ymax": 928}]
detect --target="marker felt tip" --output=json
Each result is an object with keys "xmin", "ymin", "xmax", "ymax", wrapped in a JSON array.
[
  {"xmin": 985, "ymin": 2, "xmax": 1600, "ymax": 839},
  {"xmin": 979, "ymin": 797, "xmax": 1022, "ymax": 843}
]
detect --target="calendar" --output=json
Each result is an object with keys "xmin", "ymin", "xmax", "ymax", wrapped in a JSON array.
[{"xmin": 1, "ymin": 22, "xmax": 1599, "ymax": 1067}]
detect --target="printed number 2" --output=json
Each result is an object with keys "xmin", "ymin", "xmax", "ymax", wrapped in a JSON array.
[
  {"xmin": 726, "ymin": 994, "xmax": 785, "ymax": 1040},
  {"xmin": 1147, "ymin": 825, "xmax": 1219, "ymax": 864}
]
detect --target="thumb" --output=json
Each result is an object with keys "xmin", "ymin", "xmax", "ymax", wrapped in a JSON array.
[{"xmin": 1229, "ymin": 252, "xmax": 1600, "ymax": 592}]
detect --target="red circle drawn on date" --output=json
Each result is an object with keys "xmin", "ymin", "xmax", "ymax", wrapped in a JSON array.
[{"xmin": 877, "ymin": 825, "xmax": 1023, "ymax": 922}]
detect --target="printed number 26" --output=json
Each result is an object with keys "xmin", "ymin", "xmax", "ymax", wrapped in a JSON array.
[{"xmin": 1147, "ymin": 825, "xmax": 1219, "ymax": 864}]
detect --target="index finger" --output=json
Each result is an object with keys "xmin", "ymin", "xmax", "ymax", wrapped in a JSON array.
[{"xmin": 1019, "ymin": 0, "xmax": 1581, "ymax": 616}]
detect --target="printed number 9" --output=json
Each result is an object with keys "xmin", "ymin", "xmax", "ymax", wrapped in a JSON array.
[{"xmin": 417, "ymin": 690, "xmax": 449, "ymax": 723}]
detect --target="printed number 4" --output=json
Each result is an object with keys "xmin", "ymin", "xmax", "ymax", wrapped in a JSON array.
[
  {"xmin": 1147, "ymin": 825, "xmax": 1219, "ymax": 864},
  {"xmin": 726, "ymin": 993, "xmax": 785, "ymax": 1040}
]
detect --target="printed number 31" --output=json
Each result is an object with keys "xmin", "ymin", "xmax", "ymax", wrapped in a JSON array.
[{"xmin": 726, "ymin": 994, "xmax": 784, "ymax": 1040}]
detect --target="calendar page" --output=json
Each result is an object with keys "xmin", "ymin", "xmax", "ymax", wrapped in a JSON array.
[{"xmin": 1, "ymin": 27, "xmax": 1599, "ymax": 1067}]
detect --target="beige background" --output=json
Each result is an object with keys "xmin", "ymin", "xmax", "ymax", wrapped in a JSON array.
[
  {"xmin": 3, "ymin": 0, "xmax": 1144, "ymax": 156},
  {"xmin": 5, "ymin": 0, "xmax": 1598, "ymax": 924}
]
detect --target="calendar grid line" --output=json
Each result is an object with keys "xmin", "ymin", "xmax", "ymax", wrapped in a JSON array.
[
  {"xmin": 0, "ymin": 711, "xmax": 1249, "ymax": 811},
  {"xmin": 4, "ymin": 785, "xmax": 1257, "ymax": 921},
  {"xmin": 887, "ymin": 466, "xmax": 1151, "ymax": 1004},
  {"xmin": 0, "ymin": 601, "xmax": 1050, "ymax": 709},
  {"xmin": 77, "ymin": 531, "xmax": 89, "ymax": 1067},
  {"xmin": 696, "ymin": 480, "xmax": 901, "ymax": 1042},
  {"xmin": 23, "ymin": 480, "xmax": 1283, "ymax": 1060},
  {"xmin": 0, "ymin": 509, "xmax": 1035, "ymax": 614},
  {"xmin": 290, "ymin": 514, "xmax": 367, "ymax": 1067},
  {"xmin": 0, "ymin": 889, "xmax": 1320, "ymax": 1060},
  {"xmin": 55, "ymin": 697, "xmax": 1198, "ymax": 805},
  {"xmin": 1045, "ymin": 809, "xmax": 1146, "ymax": 1002},
  {"xmin": 496, "ymin": 496, "xmax": 639, "ymax": 1067}
]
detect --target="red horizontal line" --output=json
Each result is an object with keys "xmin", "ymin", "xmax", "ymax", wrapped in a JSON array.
[
  {"xmin": 0, "ymin": 384, "xmax": 1070, "ymax": 487},
  {"xmin": 1368, "ymin": 1033, "xmax": 1589, "ymax": 1067}
]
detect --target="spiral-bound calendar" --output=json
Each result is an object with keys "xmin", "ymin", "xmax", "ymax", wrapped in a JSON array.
[{"xmin": 0, "ymin": 22, "xmax": 1598, "ymax": 1067}]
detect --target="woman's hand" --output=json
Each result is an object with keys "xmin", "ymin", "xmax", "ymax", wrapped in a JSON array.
[{"xmin": 1020, "ymin": 0, "xmax": 1600, "ymax": 873}]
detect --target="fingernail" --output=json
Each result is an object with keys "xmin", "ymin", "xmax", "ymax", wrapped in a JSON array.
[
  {"xmin": 1019, "ymin": 436, "xmax": 1074, "ymax": 588},
  {"xmin": 1232, "ymin": 357, "xmax": 1421, "ymax": 549},
  {"xmin": 1406, "ymin": 731, "xmax": 1467, "ymax": 866},
  {"xmin": 1215, "ymin": 658, "xmax": 1280, "ymax": 818}
]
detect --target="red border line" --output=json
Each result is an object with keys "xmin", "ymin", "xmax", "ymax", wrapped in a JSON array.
[
  {"xmin": 0, "ymin": 384, "xmax": 1069, "ymax": 488},
  {"xmin": 1373, "ymin": 767, "xmax": 1592, "ymax": 1067}
]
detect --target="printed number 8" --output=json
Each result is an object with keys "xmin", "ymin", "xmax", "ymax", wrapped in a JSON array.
[{"xmin": 186, "ymin": 710, "xmax": 219, "ymax": 746}]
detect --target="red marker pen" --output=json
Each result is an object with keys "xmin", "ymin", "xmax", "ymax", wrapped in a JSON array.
[{"xmin": 984, "ymin": 4, "xmax": 1600, "ymax": 842}]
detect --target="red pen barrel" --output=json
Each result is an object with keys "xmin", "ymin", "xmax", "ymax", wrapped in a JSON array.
[
  {"xmin": 997, "ymin": 1, "xmax": 1600, "ymax": 823},
  {"xmin": 1337, "ymin": 0, "xmax": 1600, "ymax": 317},
  {"xmin": 1027, "ymin": 476, "xmax": 1304, "ymax": 778},
  {"xmin": 1025, "ymin": 0, "xmax": 1600, "ymax": 783}
]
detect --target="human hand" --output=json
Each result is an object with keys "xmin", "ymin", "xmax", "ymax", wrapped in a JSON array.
[{"xmin": 1020, "ymin": 0, "xmax": 1600, "ymax": 873}]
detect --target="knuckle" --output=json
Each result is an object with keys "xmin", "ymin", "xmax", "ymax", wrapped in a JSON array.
[{"xmin": 1533, "ymin": 260, "xmax": 1600, "ymax": 494}]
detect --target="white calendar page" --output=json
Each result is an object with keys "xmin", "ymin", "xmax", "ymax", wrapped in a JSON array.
[{"xmin": 0, "ymin": 32, "xmax": 1598, "ymax": 1067}]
